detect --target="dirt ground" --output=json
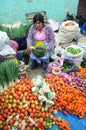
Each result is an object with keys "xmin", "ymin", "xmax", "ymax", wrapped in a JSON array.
[{"xmin": 26, "ymin": 64, "xmax": 45, "ymax": 79}]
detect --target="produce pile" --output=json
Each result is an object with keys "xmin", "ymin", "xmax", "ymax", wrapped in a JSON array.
[
  {"xmin": 0, "ymin": 78, "xmax": 70, "ymax": 130},
  {"xmin": 45, "ymin": 75, "xmax": 86, "ymax": 118},
  {"xmin": 69, "ymin": 72, "xmax": 86, "ymax": 97},
  {"xmin": 0, "ymin": 59, "xmax": 19, "ymax": 91},
  {"xmin": 0, "ymin": 22, "xmax": 30, "ymax": 39},
  {"xmin": 67, "ymin": 47, "xmax": 81, "ymax": 55},
  {"xmin": 0, "ymin": 71, "xmax": 86, "ymax": 130}
]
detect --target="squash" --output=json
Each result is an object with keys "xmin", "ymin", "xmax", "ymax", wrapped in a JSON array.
[
  {"xmin": 34, "ymin": 41, "xmax": 45, "ymax": 48},
  {"xmin": 33, "ymin": 46, "xmax": 46, "ymax": 57}
]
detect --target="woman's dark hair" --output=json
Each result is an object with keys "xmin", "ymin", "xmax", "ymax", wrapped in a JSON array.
[{"xmin": 33, "ymin": 13, "xmax": 44, "ymax": 24}]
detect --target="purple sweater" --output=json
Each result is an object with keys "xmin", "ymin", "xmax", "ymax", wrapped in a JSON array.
[{"xmin": 27, "ymin": 24, "xmax": 55, "ymax": 50}]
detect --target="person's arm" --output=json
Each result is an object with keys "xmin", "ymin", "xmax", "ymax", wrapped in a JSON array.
[
  {"xmin": 46, "ymin": 26, "xmax": 55, "ymax": 50},
  {"xmin": 27, "ymin": 25, "xmax": 34, "ymax": 52}
]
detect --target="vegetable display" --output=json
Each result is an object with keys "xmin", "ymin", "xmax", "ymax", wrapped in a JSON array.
[
  {"xmin": 0, "ymin": 78, "xmax": 71, "ymax": 130},
  {"xmin": 77, "ymin": 66, "xmax": 86, "ymax": 78},
  {"xmin": 67, "ymin": 47, "xmax": 81, "ymax": 55},
  {"xmin": 0, "ymin": 64, "xmax": 86, "ymax": 129},
  {"xmin": 0, "ymin": 22, "xmax": 30, "ymax": 39},
  {"xmin": 45, "ymin": 75, "xmax": 86, "ymax": 118},
  {"xmin": 0, "ymin": 59, "xmax": 19, "ymax": 91},
  {"xmin": 31, "ymin": 75, "xmax": 55, "ymax": 111},
  {"xmin": 61, "ymin": 59, "xmax": 75, "ymax": 73},
  {"xmin": 68, "ymin": 72, "xmax": 86, "ymax": 98},
  {"xmin": 44, "ymin": 118, "xmax": 54, "ymax": 129},
  {"xmin": 61, "ymin": 63, "xmax": 71, "ymax": 71}
]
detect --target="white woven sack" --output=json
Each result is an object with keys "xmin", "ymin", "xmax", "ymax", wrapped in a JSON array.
[{"xmin": 58, "ymin": 20, "xmax": 79, "ymax": 43}]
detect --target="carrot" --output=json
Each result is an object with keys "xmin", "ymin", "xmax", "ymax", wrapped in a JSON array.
[
  {"xmin": 77, "ymin": 67, "xmax": 86, "ymax": 79},
  {"xmin": 45, "ymin": 75, "xmax": 86, "ymax": 118}
]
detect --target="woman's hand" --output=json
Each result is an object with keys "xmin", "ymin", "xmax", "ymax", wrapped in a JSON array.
[
  {"xmin": 44, "ymin": 48, "xmax": 49, "ymax": 55},
  {"xmin": 27, "ymin": 43, "xmax": 34, "ymax": 52},
  {"xmin": 27, "ymin": 46, "xmax": 35, "ymax": 52},
  {"xmin": 27, "ymin": 44, "xmax": 31, "ymax": 52}
]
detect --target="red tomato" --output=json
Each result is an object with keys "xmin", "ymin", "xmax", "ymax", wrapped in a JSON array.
[{"xmin": 3, "ymin": 125, "xmax": 8, "ymax": 130}]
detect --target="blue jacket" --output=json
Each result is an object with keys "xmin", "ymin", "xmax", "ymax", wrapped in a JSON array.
[{"xmin": 80, "ymin": 22, "xmax": 86, "ymax": 33}]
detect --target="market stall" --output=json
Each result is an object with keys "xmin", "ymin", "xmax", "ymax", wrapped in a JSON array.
[
  {"xmin": 0, "ymin": 64, "xmax": 86, "ymax": 129},
  {"xmin": 0, "ymin": 20, "xmax": 86, "ymax": 130}
]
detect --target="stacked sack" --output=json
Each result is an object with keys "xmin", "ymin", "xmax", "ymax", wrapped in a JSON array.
[
  {"xmin": 58, "ymin": 20, "xmax": 80, "ymax": 43},
  {"xmin": 0, "ymin": 31, "xmax": 9, "ymax": 49},
  {"xmin": 0, "ymin": 31, "xmax": 16, "ymax": 56},
  {"xmin": 78, "ymin": 37, "xmax": 86, "ymax": 58}
]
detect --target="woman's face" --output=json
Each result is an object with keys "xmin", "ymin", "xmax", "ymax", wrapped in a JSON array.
[{"xmin": 35, "ymin": 21, "xmax": 43, "ymax": 31}]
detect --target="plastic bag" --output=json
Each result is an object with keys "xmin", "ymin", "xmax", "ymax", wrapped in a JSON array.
[
  {"xmin": 46, "ymin": 59, "xmax": 63, "ymax": 73},
  {"xmin": 13, "ymin": 37, "xmax": 27, "ymax": 51},
  {"xmin": 48, "ymin": 19, "xmax": 60, "ymax": 31},
  {"xmin": 0, "ymin": 31, "xmax": 9, "ymax": 50},
  {"xmin": 9, "ymin": 40, "xmax": 19, "ymax": 51},
  {"xmin": 61, "ymin": 59, "xmax": 78, "ymax": 73}
]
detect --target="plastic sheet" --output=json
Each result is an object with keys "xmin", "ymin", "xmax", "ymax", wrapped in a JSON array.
[{"xmin": 46, "ymin": 110, "xmax": 86, "ymax": 130}]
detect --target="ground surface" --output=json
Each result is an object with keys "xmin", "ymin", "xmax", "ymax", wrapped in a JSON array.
[{"xmin": 26, "ymin": 65, "xmax": 45, "ymax": 79}]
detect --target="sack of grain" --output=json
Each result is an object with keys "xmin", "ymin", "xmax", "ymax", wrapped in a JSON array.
[{"xmin": 58, "ymin": 20, "xmax": 80, "ymax": 43}]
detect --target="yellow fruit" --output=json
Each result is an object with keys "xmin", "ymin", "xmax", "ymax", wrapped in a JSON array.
[
  {"xmin": 78, "ymin": 65, "xmax": 81, "ymax": 69},
  {"xmin": 53, "ymin": 109, "xmax": 58, "ymax": 114},
  {"xmin": 57, "ymin": 116, "xmax": 62, "ymax": 121},
  {"xmin": 35, "ymin": 41, "xmax": 44, "ymax": 48}
]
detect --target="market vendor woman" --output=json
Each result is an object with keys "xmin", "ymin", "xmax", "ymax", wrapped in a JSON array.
[{"xmin": 27, "ymin": 13, "xmax": 55, "ymax": 70}]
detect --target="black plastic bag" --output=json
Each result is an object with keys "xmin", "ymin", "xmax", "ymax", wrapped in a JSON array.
[
  {"xmin": 22, "ymin": 52, "xmax": 29, "ymax": 65},
  {"xmin": 0, "ymin": 55, "xmax": 4, "ymax": 63},
  {"xmin": 16, "ymin": 52, "xmax": 29, "ymax": 65},
  {"xmin": 13, "ymin": 37, "xmax": 27, "ymax": 51},
  {"xmin": 61, "ymin": 59, "xmax": 79, "ymax": 73},
  {"xmin": 66, "ymin": 12, "xmax": 75, "ymax": 20},
  {"xmin": 81, "ymin": 59, "xmax": 86, "ymax": 67}
]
